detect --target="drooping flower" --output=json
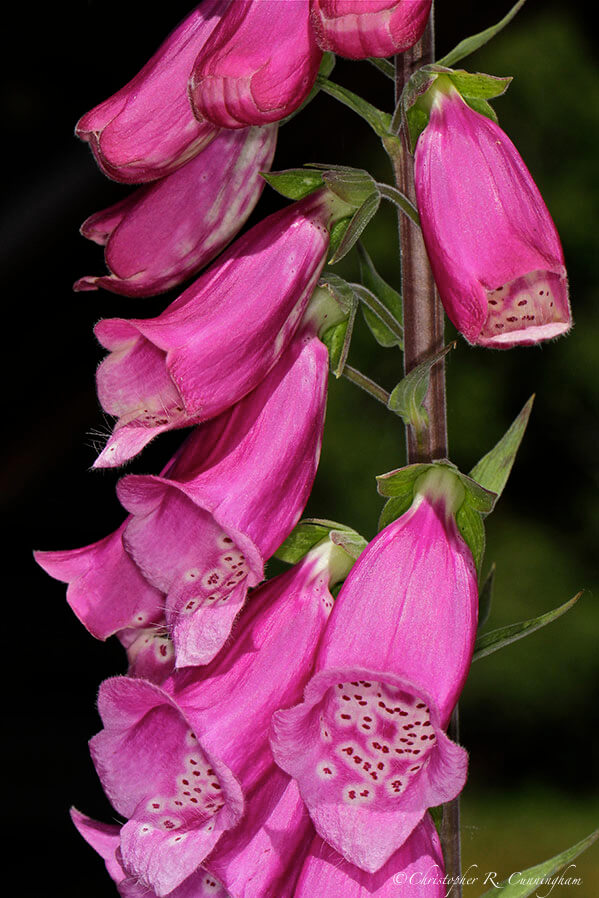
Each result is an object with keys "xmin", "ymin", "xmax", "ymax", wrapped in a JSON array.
[
  {"xmin": 34, "ymin": 522, "xmax": 164, "ymax": 641},
  {"xmin": 88, "ymin": 538, "xmax": 352, "ymax": 895},
  {"xmin": 189, "ymin": 0, "xmax": 322, "ymax": 128},
  {"xmin": 271, "ymin": 466, "xmax": 478, "ymax": 872},
  {"xmin": 294, "ymin": 814, "xmax": 445, "ymax": 897},
  {"xmin": 76, "ymin": 2, "xmax": 231, "ymax": 183},
  {"xmin": 310, "ymin": 0, "xmax": 432, "ymax": 60},
  {"xmin": 74, "ymin": 125, "xmax": 278, "ymax": 297},
  {"xmin": 116, "ymin": 333, "xmax": 331, "ymax": 667},
  {"xmin": 414, "ymin": 79, "xmax": 571, "ymax": 348},
  {"xmin": 93, "ymin": 189, "xmax": 341, "ymax": 468}
]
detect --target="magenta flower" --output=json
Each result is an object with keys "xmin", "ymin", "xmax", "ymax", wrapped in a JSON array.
[
  {"xmin": 88, "ymin": 538, "xmax": 351, "ymax": 895},
  {"xmin": 34, "ymin": 522, "xmax": 163, "ymax": 640},
  {"xmin": 310, "ymin": 0, "xmax": 431, "ymax": 60},
  {"xmin": 270, "ymin": 467, "xmax": 478, "ymax": 872},
  {"xmin": 414, "ymin": 81, "xmax": 571, "ymax": 347},
  {"xmin": 75, "ymin": 2, "xmax": 228, "ymax": 183},
  {"xmin": 117, "ymin": 333, "xmax": 330, "ymax": 667},
  {"xmin": 189, "ymin": 0, "xmax": 322, "ymax": 128},
  {"xmin": 94, "ymin": 191, "xmax": 335, "ymax": 468},
  {"xmin": 74, "ymin": 125, "xmax": 277, "ymax": 297},
  {"xmin": 294, "ymin": 814, "xmax": 445, "ymax": 897}
]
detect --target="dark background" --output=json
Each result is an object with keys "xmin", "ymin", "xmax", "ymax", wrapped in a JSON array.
[{"xmin": 3, "ymin": 2, "xmax": 597, "ymax": 895}]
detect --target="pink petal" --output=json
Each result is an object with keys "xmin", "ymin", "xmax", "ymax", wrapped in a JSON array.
[
  {"xmin": 190, "ymin": 0, "xmax": 322, "ymax": 127},
  {"xmin": 415, "ymin": 86, "xmax": 571, "ymax": 347},
  {"xmin": 75, "ymin": 125, "xmax": 277, "ymax": 297},
  {"xmin": 310, "ymin": 0, "xmax": 431, "ymax": 59}
]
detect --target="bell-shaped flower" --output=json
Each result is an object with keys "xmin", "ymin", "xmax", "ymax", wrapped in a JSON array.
[
  {"xmin": 74, "ymin": 125, "xmax": 277, "ymax": 297},
  {"xmin": 310, "ymin": 0, "xmax": 431, "ymax": 60},
  {"xmin": 414, "ymin": 80, "xmax": 571, "ymax": 348},
  {"xmin": 34, "ymin": 522, "xmax": 164, "ymax": 640},
  {"xmin": 294, "ymin": 814, "xmax": 445, "ymax": 897},
  {"xmin": 75, "ymin": 1, "xmax": 228, "ymax": 183},
  {"xmin": 89, "ymin": 538, "xmax": 352, "ymax": 895},
  {"xmin": 117, "ymin": 333, "xmax": 331, "ymax": 668},
  {"xmin": 189, "ymin": 0, "xmax": 322, "ymax": 128},
  {"xmin": 94, "ymin": 190, "xmax": 339, "ymax": 468},
  {"xmin": 270, "ymin": 466, "xmax": 478, "ymax": 873}
]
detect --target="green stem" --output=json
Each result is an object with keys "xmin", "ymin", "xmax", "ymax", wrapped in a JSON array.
[
  {"xmin": 316, "ymin": 76, "xmax": 392, "ymax": 137},
  {"xmin": 376, "ymin": 182, "xmax": 421, "ymax": 226},
  {"xmin": 342, "ymin": 365, "xmax": 391, "ymax": 406}
]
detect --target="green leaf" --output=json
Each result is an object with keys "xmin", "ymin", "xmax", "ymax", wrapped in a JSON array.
[
  {"xmin": 274, "ymin": 518, "xmax": 356, "ymax": 564},
  {"xmin": 478, "ymin": 827, "xmax": 598, "ymax": 898},
  {"xmin": 456, "ymin": 501, "xmax": 486, "ymax": 574},
  {"xmin": 261, "ymin": 168, "xmax": 324, "ymax": 200},
  {"xmin": 469, "ymin": 395, "xmax": 534, "ymax": 506},
  {"xmin": 472, "ymin": 593, "xmax": 582, "ymax": 662},
  {"xmin": 387, "ymin": 343, "xmax": 455, "ymax": 430},
  {"xmin": 357, "ymin": 242, "xmax": 403, "ymax": 326},
  {"xmin": 436, "ymin": 0, "xmax": 528, "ymax": 69},
  {"xmin": 329, "ymin": 192, "xmax": 381, "ymax": 263},
  {"xmin": 478, "ymin": 563, "xmax": 495, "ymax": 630}
]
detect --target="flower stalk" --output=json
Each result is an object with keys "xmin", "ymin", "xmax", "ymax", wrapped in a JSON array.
[{"xmin": 390, "ymin": 3, "xmax": 461, "ymax": 890}]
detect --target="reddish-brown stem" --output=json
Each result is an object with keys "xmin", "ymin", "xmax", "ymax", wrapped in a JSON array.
[{"xmin": 390, "ymin": 4, "xmax": 461, "ymax": 891}]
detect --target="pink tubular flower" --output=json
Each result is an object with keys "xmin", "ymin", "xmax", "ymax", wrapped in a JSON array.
[
  {"xmin": 270, "ymin": 467, "xmax": 478, "ymax": 873},
  {"xmin": 116, "ymin": 333, "xmax": 331, "ymax": 668},
  {"xmin": 88, "ymin": 539, "xmax": 351, "ymax": 895},
  {"xmin": 189, "ymin": 0, "xmax": 322, "ymax": 128},
  {"xmin": 75, "ymin": 2, "xmax": 229, "ymax": 183},
  {"xmin": 34, "ymin": 522, "xmax": 163, "ymax": 640},
  {"xmin": 294, "ymin": 814, "xmax": 445, "ymax": 897},
  {"xmin": 74, "ymin": 125, "xmax": 278, "ymax": 297},
  {"xmin": 93, "ymin": 190, "xmax": 337, "ymax": 468},
  {"xmin": 414, "ymin": 80, "xmax": 571, "ymax": 348},
  {"xmin": 310, "ymin": 0, "xmax": 431, "ymax": 59}
]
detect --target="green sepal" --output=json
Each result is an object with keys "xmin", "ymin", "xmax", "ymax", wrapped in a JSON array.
[
  {"xmin": 387, "ymin": 343, "xmax": 454, "ymax": 432},
  {"xmin": 456, "ymin": 500, "xmax": 486, "ymax": 573},
  {"xmin": 357, "ymin": 243, "xmax": 403, "ymax": 348},
  {"xmin": 472, "ymin": 592, "xmax": 582, "ymax": 662},
  {"xmin": 469, "ymin": 395, "xmax": 534, "ymax": 507},
  {"xmin": 478, "ymin": 827, "xmax": 598, "ymax": 898},
  {"xmin": 261, "ymin": 168, "xmax": 324, "ymax": 201},
  {"xmin": 436, "ymin": 0, "xmax": 528, "ymax": 70},
  {"xmin": 321, "ymin": 167, "xmax": 378, "ymax": 207},
  {"xmin": 329, "ymin": 191, "xmax": 381, "ymax": 263},
  {"xmin": 477, "ymin": 563, "xmax": 495, "ymax": 630},
  {"xmin": 376, "ymin": 460, "xmax": 495, "ymax": 568},
  {"xmin": 319, "ymin": 269, "xmax": 403, "ymax": 348},
  {"xmin": 400, "ymin": 66, "xmax": 512, "ymax": 153},
  {"xmin": 274, "ymin": 518, "xmax": 366, "ymax": 565},
  {"xmin": 328, "ymin": 216, "xmax": 353, "ymax": 262},
  {"xmin": 318, "ymin": 274, "xmax": 358, "ymax": 376}
]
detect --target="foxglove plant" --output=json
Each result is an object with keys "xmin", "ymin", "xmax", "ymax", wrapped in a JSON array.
[
  {"xmin": 74, "ymin": 125, "xmax": 278, "ymax": 297},
  {"xmin": 414, "ymin": 78, "xmax": 571, "ymax": 347},
  {"xmin": 76, "ymin": 1, "xmax": 229, "ymax": 182},
  {"xmin": 40, "ymin": 2, "xmax": 593, "ymax": 896},
  {"xmin": 86, "ymin": 537, "xmax": 354, "ymax": 895},
  {"xmin": 271, "ymin": 467, "xmax": 477, "ymax": 871},
  {"xmin": 93, "ymin": 189, "xmax": 345, "ymax": 467},
  {"xmin": 189, "ymin": 0, "xmax": 323, "ymax": 127}
]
